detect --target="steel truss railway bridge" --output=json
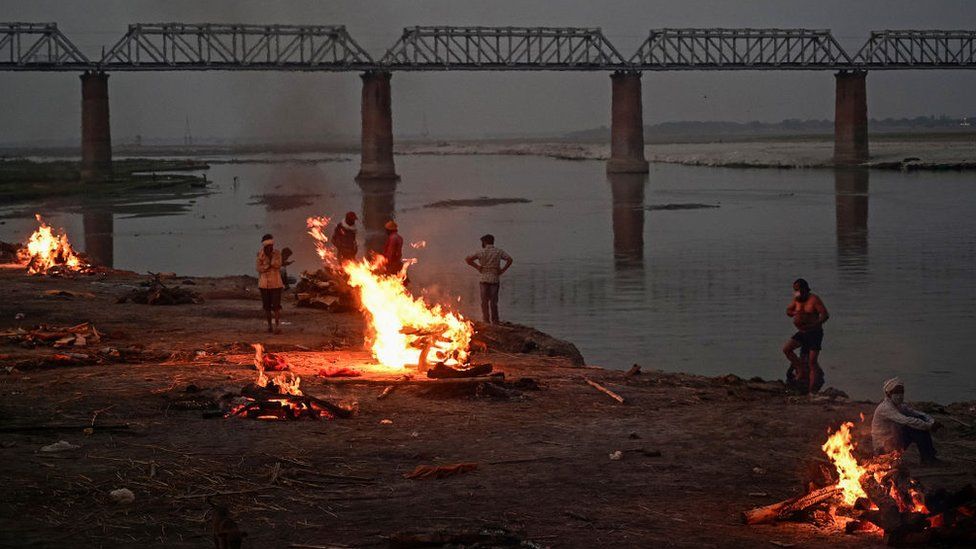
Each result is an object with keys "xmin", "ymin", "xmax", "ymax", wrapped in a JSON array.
[{"xmin": 3, "ymin": 23, "xmax": 976, "ymax": 177}]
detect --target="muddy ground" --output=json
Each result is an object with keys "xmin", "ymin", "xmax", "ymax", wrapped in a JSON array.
[{"xmin": 0, "ymin": 267, "xmax": 974, "ymax": 548}]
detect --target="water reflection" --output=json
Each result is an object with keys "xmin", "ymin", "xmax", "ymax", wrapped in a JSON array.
[
  {"xmin": 834, "ymin": 168, "xmax": 869, "ymax": 275},
  {"xmin": 608, "ymin": 172, "xmax": 647, "ymax": 271},
  {"xmin": 82, "ymin": 208, "xmax": 114, "ymax": 268},
  {"xmin": 357, "ymin": 178, "xmax": 397, "ymax": 253}
]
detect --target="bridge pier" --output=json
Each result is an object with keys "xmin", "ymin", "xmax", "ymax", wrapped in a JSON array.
[
  {"xmin": 834, "ymin": 70, "xmax": 868, "ymax": 166},
  {"xmin": 607, "ymin": 71, "xmax": 649, "ymax": 174},
  {"xmin": 357, "ymin": 70, "xmax": 398, "ymax": 181},
  {"xmin": 80, "ymin": 71, "xmax": 112, "ymax": 179}
]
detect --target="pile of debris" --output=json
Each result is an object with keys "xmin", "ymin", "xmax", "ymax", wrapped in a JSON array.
[
  {"xmin": 294, "ymin": 267, "xmax": 354, "ymax": 310},
  {"xmin": 0, "ymin": 240, "xmax": 23, "ymax": 263},
  {"xmin": 1, "ymin": 322, "xmax": 102, "ymax": 349},
  {"xmin": 117, "ymin": 273, "xmax": 202, "ymax": 305}
]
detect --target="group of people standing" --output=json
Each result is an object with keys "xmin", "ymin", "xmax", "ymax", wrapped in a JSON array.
[{"xmin": 255, "ymin": 212, "xmax": 515, "ymax": 332}]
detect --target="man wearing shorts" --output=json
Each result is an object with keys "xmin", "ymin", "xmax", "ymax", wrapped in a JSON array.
[
  {"xmin": 256, "ymin": 234, "xmax": 284, "ymax": 333},
  {"xmin": 783, "ymin": 278, "xmax": 830, "ymax": 394}
]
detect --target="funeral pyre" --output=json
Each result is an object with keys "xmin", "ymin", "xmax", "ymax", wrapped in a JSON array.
[
  {"xmin": 305, "ymin": 216, "xmax": 485, "ymax": 376},
  {"xmin": 743, "ymin": 421, "xmax": 975, "ymax": 544},
  {"xmin": 225, "ymin": 344, "xmax": 354, "ymax": 420},
  {"xmin": 17, "ymin": 214, "xmax": 90, "ymax": 275}
]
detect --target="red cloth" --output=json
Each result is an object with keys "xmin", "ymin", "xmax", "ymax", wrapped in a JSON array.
[
  {"xmin": 317, "ymin": 367, "xmax": 362, "ymax": 378},
  {"xmin": 383, "ymin": 232, "xmax": 404, "ymax": 274}
]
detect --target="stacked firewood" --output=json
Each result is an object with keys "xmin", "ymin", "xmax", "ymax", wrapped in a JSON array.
[
  {"xmin": 294, "ymin": 268, "xmax": 353, "ymax": 310},
  {"xmin": 743, "ymin": 455, "xmax": 976, "ymax": 544}
]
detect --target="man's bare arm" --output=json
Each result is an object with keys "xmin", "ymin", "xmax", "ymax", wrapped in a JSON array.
[
  {"xmin": 815, "ymin": 297, "xmax": 830, "ymax": 326},
  {"xmin": 465, "ymin": 255, "xmax": 481, "ymax": 271},
  {"xmin": 499, "ymin": 256, "xmax": 513, "ymax": 275},
  {"xmin": 786, "ymin": 300, "xmax": 798, "ymax": 317}
]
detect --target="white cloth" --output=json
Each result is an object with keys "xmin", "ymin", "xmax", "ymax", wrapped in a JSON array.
[
  {"xmin": 883, "ymin": 377, "xmax": 904, "ymax": 394},
  {"xmin": 871, "ymin": 397, "xmax": 934, "ymax": 453},
  {"xmin": 470, "ymin": 245, "xmax": 512, "ymax": 284}
]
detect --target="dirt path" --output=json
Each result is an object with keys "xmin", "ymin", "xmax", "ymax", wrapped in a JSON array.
[{"xmin": 1, "ymin": 267, "xmax": 974, "ymax": 548}]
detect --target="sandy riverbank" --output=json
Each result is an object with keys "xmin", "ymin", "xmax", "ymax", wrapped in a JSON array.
[{"xmin": 0, "ymin": 267, "xmax": 974, "ymax": 548}]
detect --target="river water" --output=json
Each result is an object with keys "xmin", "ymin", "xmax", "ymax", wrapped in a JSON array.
[{"xmin": 3, "ymin": 153, "xmax": 975, "ymax": 403}]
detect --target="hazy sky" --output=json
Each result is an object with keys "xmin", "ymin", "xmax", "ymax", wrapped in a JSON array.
[{"xmin": 2, "ymin": 0, "xmax": 975, "ymax": 144}]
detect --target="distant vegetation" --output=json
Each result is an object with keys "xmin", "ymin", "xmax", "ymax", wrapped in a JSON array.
[{"xmin": 566, "ymin": 115, "xmax": 976, "ymax": 141}]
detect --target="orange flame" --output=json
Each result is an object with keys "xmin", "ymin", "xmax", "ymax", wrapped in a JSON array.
[
  {"xmin": 18, "ymin": 214, "xmax": 85, "ymax": 274},
  {"xmin": 252, "ymin": 344, "xmax": 302, "ymax": 396},
  {"xmin": 822, "ymin": 422, "xmax": 868, "ymax": 506},
  {"xmin": 306, "ymin": 216, "xmax": 472, "ymax": 371}
]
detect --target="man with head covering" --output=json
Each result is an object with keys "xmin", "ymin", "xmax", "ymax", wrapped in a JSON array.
[
  {"xmin": 332, "ymin": 211, "xmax": 359, "ymax": 262},
  {"xmin": 256, "ymin": 234, "xmax": 284, "ymax": 333},
  {"xmin": 871, "ymin": 377, "xmax": 942, "ymax": 464},
  {"xmin": 465, "ymin": 234, "xmax": 513, "ymax": 324},
  {"xmin": 382, "ymin": 220, "xmax": 403, "ymax": 276},
  {"xmin": 783, "ymin": 278, "xmax": 830, "ymax": 394}
]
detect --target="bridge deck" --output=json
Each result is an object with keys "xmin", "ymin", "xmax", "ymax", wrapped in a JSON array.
[{"xmin": 1, "ymin": 23, "xmax": 974, "ymax": 71}]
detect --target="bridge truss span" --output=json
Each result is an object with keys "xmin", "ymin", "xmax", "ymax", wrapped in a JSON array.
[
  {"xmin": 380, "ymin": 26, "xmax": 628, "ymax": 70},
  {"xmin": 0, "ymin": 22, "xmax": 91, "ymax": 70},
  {"xmin": 854, "ymin": 30, "xmax": 976, "ymax": 69},
  {"xmin": 99, "ymin": 23, "xmax": 375, "ymax": 70},
  {"xmin": 630, "ymin": 28, "xmax": 853, "ymax": 70}
]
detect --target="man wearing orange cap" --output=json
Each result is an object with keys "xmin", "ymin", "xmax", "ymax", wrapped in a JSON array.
[
  {"xmin": 382, "ymin": 220, "xmax": 403, "ymax": 276},
  {"xmin": 332, "ymin": 211, "xmax": 358, "ymax": 262}
]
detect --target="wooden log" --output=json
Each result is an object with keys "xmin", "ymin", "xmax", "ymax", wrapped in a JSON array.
[
  {"xmin": 859, "ymin": 472, "xmax": 904, "ymax": 532},
  {"xmin": 584, "ymin": 377, "xmax": 625, "ymax": 404},
  {"xmin": 741, "ymin": 485, "xmax": 842, "ymax": 525}
]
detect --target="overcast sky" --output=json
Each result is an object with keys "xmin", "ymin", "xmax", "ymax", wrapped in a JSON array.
[{"xmin": 2, "ymin": 0, "xmax": 975, "ymax": 144}]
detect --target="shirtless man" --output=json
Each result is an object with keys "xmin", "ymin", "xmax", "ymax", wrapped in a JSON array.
[{"xmin": 783, "ymin": 278, "xmax": 830, "ymax": 394}]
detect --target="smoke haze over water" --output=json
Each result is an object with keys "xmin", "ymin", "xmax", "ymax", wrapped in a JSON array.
[{"xmin": 2, "ymin": 0, "xmax": 976, "ymax": 145}]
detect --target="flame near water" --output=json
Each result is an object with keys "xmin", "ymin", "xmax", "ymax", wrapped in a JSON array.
[
  {"xmin": 306, "ymin": 215, "xmax": 473, "ymax": 371},
  {"xmin": 18, "ymin": 214, "xmax": 85, "ymax": 274},
  {"xmin": 822, "ymin": 422, "xmax": 868, "ymax": 506}
]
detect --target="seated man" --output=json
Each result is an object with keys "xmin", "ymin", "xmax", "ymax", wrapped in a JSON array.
[{"xmin": 871, "ymin": 377, "xmax": 942, "ymax": 464}]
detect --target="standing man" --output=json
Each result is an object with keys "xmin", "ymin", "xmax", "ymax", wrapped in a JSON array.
[
  {"xmin": 466, "ymin": 234, "xmax": 513, "ymax": 324},
  {"xmin": 872, "ymin": 377, "xmax": 942, "ymax": 464},
  {"xmin": 382, "ymin": 220, "xmax": 404, "ymax": 276},
  {"xmin": 256, "ymin": 234, "xmax": 284, "ymax": 333},
  {"xmin": 783, "ymin": 278, "xmax": 829, "ymax": 394},
  {"xmin": 332, "ymin": 211, "xmax": 358, "ymax": 262}
]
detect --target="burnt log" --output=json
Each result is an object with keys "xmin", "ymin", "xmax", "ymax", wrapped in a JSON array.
[
  {"xmin": 741, "ymin": 485, "xmax": 842, "ymax": 525},
  {"xmin": 238, "ymin": 384, "xmax": 353, "ymax": 419}
]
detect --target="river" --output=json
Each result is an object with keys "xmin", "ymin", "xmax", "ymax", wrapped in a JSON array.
[{"xmin": 3, "ymin": 153, "xmax": 975, "ymax": 403}]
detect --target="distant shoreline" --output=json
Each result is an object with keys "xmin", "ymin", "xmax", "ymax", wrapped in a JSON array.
[{"xmin": 2, "ymin": 132, "xmax": 974, "ymax": 171}]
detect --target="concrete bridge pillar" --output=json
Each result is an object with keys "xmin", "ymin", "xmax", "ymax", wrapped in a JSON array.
[
  {"xmin": 607, "ymin": 71, "xmax": 649, "ymax": 174},
  {"xmin": 834, "ymin": 71, "xmax": 869, "ymax": 166},
  {"xmin": 357, "ymin": 70, "xmax": 398, "ymax": 180},
  {"xmin": 357, "ymin": 178, "xmax": 397, "ymax": 254},
  {"xmin": 80, "ymin": 71, "xmax": 112, "ymax": 179}
]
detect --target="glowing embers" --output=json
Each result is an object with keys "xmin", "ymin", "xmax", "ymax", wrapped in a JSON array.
[
  {"xmin": 18, "ymin": 214, "xmax": 89, "ymax": 275},
  {"xmin": 305, "ymin": 215, "xmax": 473, "ymax": 372},
  {"xmin": 225, "ymin": 344, "xmax": 354, "ymax": 421},
  {"xmin": 743, "ymin": 422, "xmax": 976, "ymax": 544}
]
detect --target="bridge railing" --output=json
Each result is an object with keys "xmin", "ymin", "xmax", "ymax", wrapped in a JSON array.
[
  {"xmin": 853, "ymin": 30, "xmax": 976, "ymax": 69},
  {"xmin": 630, "ymin": 28, "xmax": 854, "ymax": 70},
  {"xmin": 0, "ymin": 22, "xmax": 91, "ymax": 70},
  {"xmin": 380, "ymin": 26, "xmax": 629, "ymax": 70},
  {"xmin": 99, "ymin": 23, "xmax": 375, "ymax": 70}
]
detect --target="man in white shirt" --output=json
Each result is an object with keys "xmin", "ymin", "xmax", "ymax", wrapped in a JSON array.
[
  {"xmin": 871, "ymin": 377, "xmax": 942, "ymax": 464},
  {"xmin": 465, "ymin": 234, "xmax": 513, "ymax": 324}
]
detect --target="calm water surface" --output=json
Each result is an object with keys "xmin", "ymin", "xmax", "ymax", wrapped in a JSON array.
[{"xmin": 3, "ymin": 154, "xmax": 975, "ymax": 403}]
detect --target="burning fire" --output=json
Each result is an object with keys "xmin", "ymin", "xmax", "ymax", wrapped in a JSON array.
[
  {"xmin": 252, "ymin": 343, "xmax": 302, "ymax": 396},
  {"xmin": 822, "ymin": 422, "xmax": 868, "ymax": 505},
  {"xmin": 306, "ymin": 215, "xmax": 473, "ymax": 371},
  {"xmin": 18, "ymin": 214, "xmax": 86, "ymax": 275}
]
